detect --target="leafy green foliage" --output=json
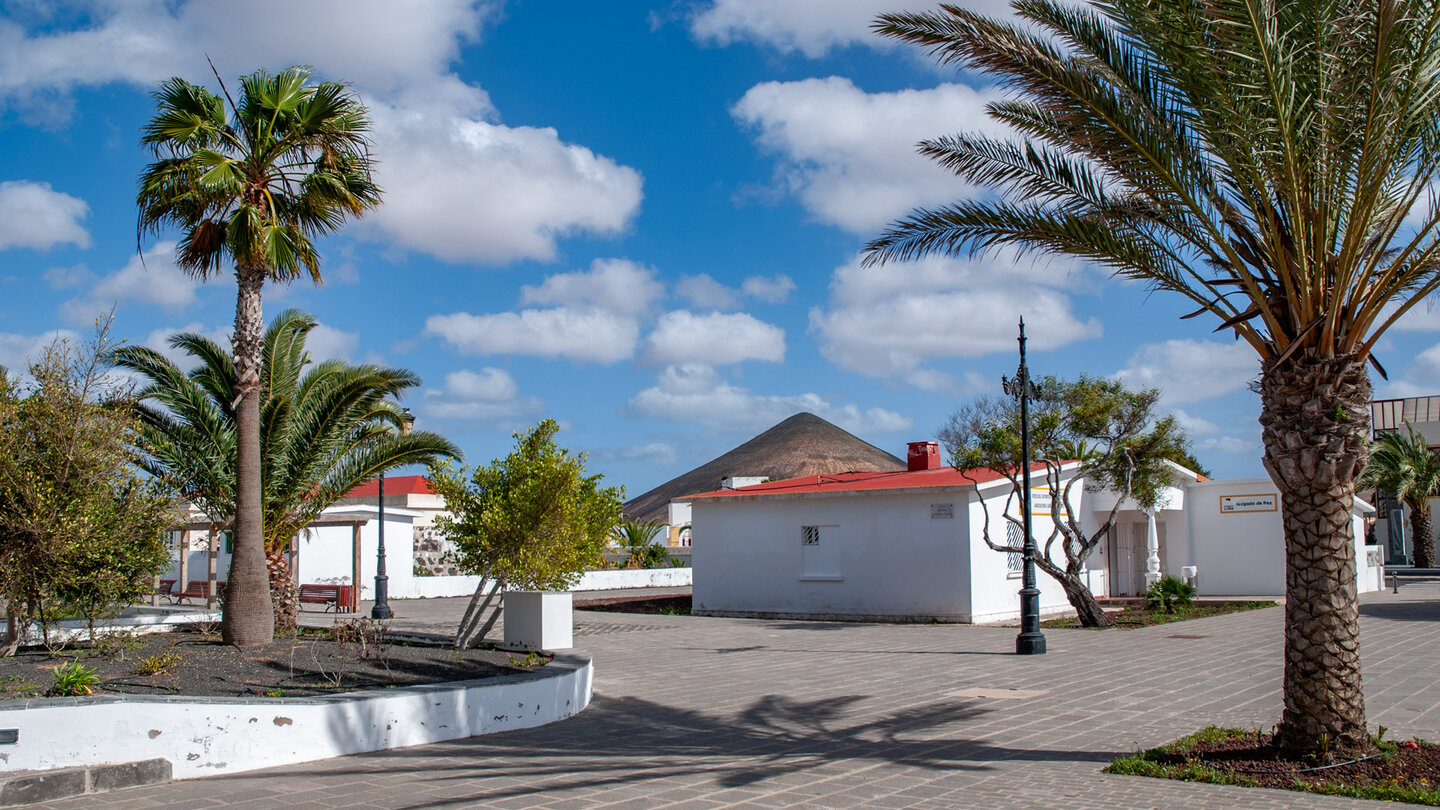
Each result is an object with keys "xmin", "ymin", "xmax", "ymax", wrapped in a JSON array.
[
  {"xmin": 50, "ymin": 661, "xmax": 101, "ymax": 696},
  {"xmin": 113, "ymin": 309, "xmax": 460, "ymax": 553},
  {"xmin": 429, "ymin": 420, "xmax": 623, "ymax": 592},
  {"xmin": 1145, "ymin": 575, "xmax": 1197, "ymax": 614},
  {"xmin": 0, "ymin": 323, "xmax": 176, "ymax": 655},
  {"xmin": 132, "ymin": 649, "xmax": 183, "ymax": 676},
  {"xmin": 137, "ymin": 66, "xmax": 382, "ymax": 286},
  {"xmin": 1361, "ymin": 422, "xmax": 1440, "ymax": 565},
  {"xmin": 940, "ymin": 375, "xmax": 1190, "ymax": 626},
  {"xmin": 614, "ymin": 518, "xmax": 669, "ymax": 569}
]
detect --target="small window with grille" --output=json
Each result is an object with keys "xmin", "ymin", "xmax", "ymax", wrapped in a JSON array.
[
  {"xmin": 1006, "ymin": 522, "xmax": 1023, "ymax": 573},
  {"xmin": 800, "ymin": 525, "xmax": 840, "ymax": 578}
]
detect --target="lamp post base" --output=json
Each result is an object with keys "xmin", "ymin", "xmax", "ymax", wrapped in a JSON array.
[
  {"xmin": 1016, "ymin": 632, "xmax": 1047, "ymax": 655},
  {"xmin": 1015, "ymin": 585, "xmax": 1047, "ymax": 655}
]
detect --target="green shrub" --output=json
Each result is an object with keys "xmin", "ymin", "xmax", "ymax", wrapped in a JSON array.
[
  {"xmin": 51, "ymin": 662, "xmax": 101, "ymax": 696},
  {"xmin": 1146, "ymin": 575, "xmax": 1197, "ymax": 614}
]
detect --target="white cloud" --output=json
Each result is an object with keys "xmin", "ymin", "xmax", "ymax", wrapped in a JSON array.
[
  {"xmin": 0, "ymin": 180, "xmax": 90, "ymax": 250},
  {"xmin": 643, "ymin": 310, "xmax": 786, "ymax": 366},
  {"xmin": 424, "ymin": 308, "xmax": 639, "ymax": 364},
  {"xmin": 732, "ymin": 76, "xmax": 1006, "ymax": 233},
  {"xmin": 0, "ymin": 329, "xmax": 79, "ymax": 374},
  {"xmin": 364, "ymin": 90, "xmax": 645, "ymax": 264},
  {"xmin": 138, "ymin": 322, "xmax": 227, "ymax": 372},
  {"xmin": 520, "ymin": 258, "xmax": 663, "ymax": 318},
  {"xmin": 420, "ymin": 367, "xmax": 544, "ymax": 423},
  {"xmin": 42, "ymin": 264, "xmax": 92, "ymax": 289},
  {"xmin": 810, "ymin": 253, "xmax": 1101, "ymax": 390},
  {"xmin": 1114, "ymin": 339, "xmax": 1257, "ymax": 407},
  {"xmin": 306, "ymin": 323, "xmax": 360, "ymax": 363},
  {"xmin": 742, "ymin": 274, "xmax": 795, "ymax": 303},
  {"xmin": 60, "ymin": 241, "xmax": 215, "ymax": 324},
  {"xmin": 689, "ymin": 0, "xmax": 899, "ymax": 56},
  {"xmin": 0, "ymin": 3, "xmax": 643, "ymax": 266},
  {"xmin": 1197, "ymin": 435, "xmax": 1258, "ymax": 455},
  {"xmin": 630, "ymin": 362, "xmax": 912, "ymax": 435},
  {"xmin": 596, "ymin": 443, "xmax": 679, "ymax": 466},
  {"xmin": 676, "ymin": 273, "xmax": 797, "ymax": 309},
  {"xmin": 676, "ymin": 274, "xmax": 740, "ymax": 310},
  {"xmin": 1169, "ymin": 408, "xmax": 1221, "ymax": 437}
]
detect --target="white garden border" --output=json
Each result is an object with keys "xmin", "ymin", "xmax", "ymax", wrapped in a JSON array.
[{"xmin": 0, "ymin": 653, "xmax": 591, "ymax": 779}]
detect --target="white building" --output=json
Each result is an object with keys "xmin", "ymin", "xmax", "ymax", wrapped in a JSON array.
[{"xmin": 682, "ymin": 442, "xmax": 1383, "ymax": 624}]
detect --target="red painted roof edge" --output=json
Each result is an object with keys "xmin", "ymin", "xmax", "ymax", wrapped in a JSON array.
[
  {"xmin": 681, "ymin": 460, "xmax": 1075, "ymax": 501},
  {"xmin": 345, "ymin": 475, "xmax": 436, "ymax": 497}
]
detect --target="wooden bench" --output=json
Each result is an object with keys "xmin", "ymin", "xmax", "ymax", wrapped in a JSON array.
[
  {"xmin": 299, "ymin": 584, "xmax": 353, "ymax": 613},
  {"xmin": 169, "ymin": 581, "xmax": 222, "ymax": 605}
]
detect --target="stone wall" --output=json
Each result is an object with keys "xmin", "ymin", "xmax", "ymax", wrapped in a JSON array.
[{"xmin": 412, "ymin": 526, "xmax": 462, "ymax": 577}]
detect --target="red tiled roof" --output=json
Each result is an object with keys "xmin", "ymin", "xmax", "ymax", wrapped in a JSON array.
[
  {"xmin": 345, "ymin": 475, "xmax": 436, "ymax": 497},
  {"xmin": 683, "ymin": 463, "xmax": 1060, "ymax": 500}
]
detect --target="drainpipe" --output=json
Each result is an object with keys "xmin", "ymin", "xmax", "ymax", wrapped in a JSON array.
[{"xmin": 1144, "ymin": 508, "xmax": 1161, "ymax": 587}]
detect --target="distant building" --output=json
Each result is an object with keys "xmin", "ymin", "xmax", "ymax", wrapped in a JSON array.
[
  {"xmin": 681, "ymin": 441, "xmax": 1382, "ymax": 624},
  {"xmin": 1368, "ymin": 395, "xmax": 1440, "ymax": 564}
]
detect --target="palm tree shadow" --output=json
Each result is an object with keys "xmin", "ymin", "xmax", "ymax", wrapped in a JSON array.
[{"xmin": 305, "ymin": 691, "xmax": 1118, "ymax": 808}]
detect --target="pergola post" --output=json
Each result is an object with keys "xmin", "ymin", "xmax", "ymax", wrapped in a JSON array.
[{"xmin": 206, "ymin": 524, "xmax": 219, "ymax": 610}]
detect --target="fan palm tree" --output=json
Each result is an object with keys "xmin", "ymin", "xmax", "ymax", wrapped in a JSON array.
[
  {"xmin": 114, "ymin": 309, "xmax": 459, "ymax": 632},
  {"xmin": 137, "ymin": 65, "xmax": 382, "ymax": 645},
  {"xmin": 864, "ymin": 1, "xmax": 1440, "ymax": 754},
  {"xmin": 1362, "ymin": 423, "xmax": 1440, "ymax": 569}
]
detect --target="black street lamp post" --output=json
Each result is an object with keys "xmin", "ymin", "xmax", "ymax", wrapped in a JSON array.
[
  {"xmin": 1002, "ymin": 318, "xmax": 1047, "ymax": 656},
  {"xmin": 372, "ymin": 407, "xmax": 414, "ymax": 621}
]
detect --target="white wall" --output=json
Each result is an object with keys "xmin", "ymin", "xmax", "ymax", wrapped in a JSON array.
[
  {"xmin": 294, "ymin": 510, "xmax": 418, "ymax": 599},
  {"xmin": 693, "ymin": 491, "xmax": 975, "ymax": 621},
  {"xmin": 0, "ymin": 655, "xmax": 592, "ymax": 780},
  {"xmin": 1181, "ymin": 479, "xmax": 1381, "ymax": 595},
  {"xmin": 967, "ymin": 484, "xmax": 1089, "ymax": 623}
]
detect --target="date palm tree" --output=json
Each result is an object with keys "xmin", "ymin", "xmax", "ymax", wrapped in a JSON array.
[
  {"xmin": 1362, "ymin": 423, "xmax": 1440, "ymax": 569},
  {"xmin": 114, "ymin": 310, "xmax": 459, "ymax": 632},
  {"xmin": 865, "ymin": 1, "xmax": 1440, "ymax": 754},
  {"xmin": 137, "ymin": 66, "xmax": 381, "ymax": 645}
]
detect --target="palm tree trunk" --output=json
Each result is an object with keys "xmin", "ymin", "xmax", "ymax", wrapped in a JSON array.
[
  {"xmin": 1411, "ymin": 505, "xmax": 1436, "ymax": 569},
  {"xmin": 266, "ymin": 548, "xmax": 298, "ymax": 635},
  {"xmin": 221, "ymin": 263, "xmax": 274, "ymax": 647},
  {"xmin": 1259, "ymin": 350, "xmax": 1369, "ymax": 756}
]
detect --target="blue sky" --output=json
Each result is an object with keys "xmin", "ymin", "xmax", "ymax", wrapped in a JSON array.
[{"xmin": 3, "ymin": 0, "xmax": 1439, "ymax": 499}]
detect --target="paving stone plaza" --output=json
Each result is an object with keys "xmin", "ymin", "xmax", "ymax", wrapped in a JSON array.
[{"xmin": 45, "ymin": 584, "xmax": 1440, "ymax": 809}]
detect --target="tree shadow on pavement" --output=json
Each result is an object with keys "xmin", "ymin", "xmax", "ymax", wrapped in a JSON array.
[
  {"xmin": 288, "ymin": 691, "xmax": 1117, "ymax": 809},
  {"xmin": 1359, "ymin": 598, "xmax": 1440, "ymax": 622}
]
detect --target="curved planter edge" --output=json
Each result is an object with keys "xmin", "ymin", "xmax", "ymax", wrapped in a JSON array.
[{"xmin": 0, "ymin": 652, "xmax": 592, "ymax": 780}]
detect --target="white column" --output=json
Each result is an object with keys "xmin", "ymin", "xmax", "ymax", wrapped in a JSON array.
[{"xmin": 1144, "ymin": 509, "xmax": 1162, "ymax": 587}]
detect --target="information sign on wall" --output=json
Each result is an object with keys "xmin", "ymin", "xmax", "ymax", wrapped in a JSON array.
[
  {"xmin": 1219, "ymin": 494, "xmax": 1277, "ymax": 514},
  {"xmin": 930, "ymin": 503, "xmax": 954, "ymax": 520}
]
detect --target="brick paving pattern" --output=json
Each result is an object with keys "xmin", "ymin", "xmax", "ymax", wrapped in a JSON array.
[{"xmin": 42, "ymin": 585, "xmax": 1440, "ymax": 808}]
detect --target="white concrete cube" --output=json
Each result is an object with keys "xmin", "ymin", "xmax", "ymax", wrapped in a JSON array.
[{"xmin": 503, "ymin": 591, "xmax": 573, "ymax": 651}]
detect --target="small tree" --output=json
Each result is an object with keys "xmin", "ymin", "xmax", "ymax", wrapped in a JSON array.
[
  {"xmin": 942, "ymin": 376, "xmax": 1189, "ymax": 627},
  {"xmin": 614, "ymin": 517, "xmax": 668, "ymax": 569},
  {"xmin": 429, "ymin": 419, "xmax": 623, "ymax": 648},
  {"xmin": 0, "ymin": 324, "xmax": 176, "ymax": 655},
  {"xmin": 1361, "ymin": 423, "xmax": 1440, "ymax": 569}
]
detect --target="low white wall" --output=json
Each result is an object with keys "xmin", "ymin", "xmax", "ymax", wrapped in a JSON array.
[
  {"xmin": 0, "ymin": 654, "xmax": 592, "ymax": 780},
  {"xmin": 574, "ymin": 568, "xmax": 691, "ymax": 591},
  {"xmin": 394, "ymin": 568, "xmax": 693, "ymax": 600}
]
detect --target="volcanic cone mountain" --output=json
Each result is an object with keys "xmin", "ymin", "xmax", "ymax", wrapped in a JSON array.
[{"xmin": 623, "ymin": 412, "xmax": 905, "ymax": 524}]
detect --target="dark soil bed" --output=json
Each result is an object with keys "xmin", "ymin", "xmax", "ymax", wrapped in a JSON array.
[
  {"xmin": 0, "ymin": 624, "xmax": 542, "ymax": 700},
  {"xmin": 1109, "ymin": 727, "xmax": 1440, "ymax": 805},
  {"xmin": 577, "ymin": 595, "xmax": 691, "ymax": 615},
  {"xmin": 1043, "ymin": 601, "xmax": 1275, "ymax": 629}
]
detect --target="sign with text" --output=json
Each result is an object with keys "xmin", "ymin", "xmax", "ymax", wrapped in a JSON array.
[
  {"xmin": 1219, "ymin": 493, "xmax": 1277, "ymax": 514},
  {"xmin": 930, "ymin": 503, "xmax": 954, "ymax": 520}
]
